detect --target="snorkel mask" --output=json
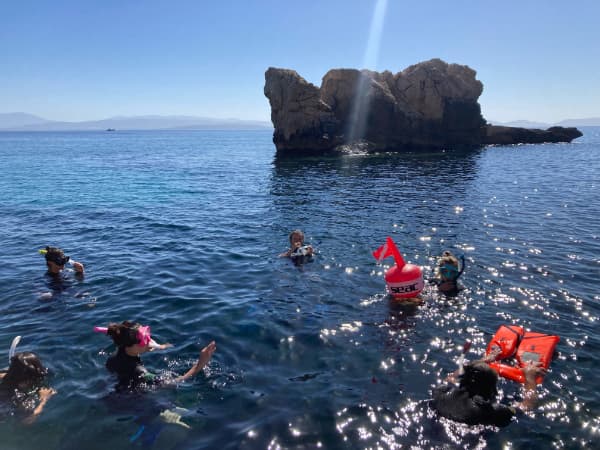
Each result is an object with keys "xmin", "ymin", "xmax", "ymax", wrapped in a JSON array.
[
  {"xmin": 440, "ymin": 263, "xmax": 459, "ymax": 279},
  {"xmin": 136, "ymin": 325, "xmax": 152, "ymax": 346},
  {"xmin": 94, "ymin": 324, "xmax": 156, "ymax": 347}
]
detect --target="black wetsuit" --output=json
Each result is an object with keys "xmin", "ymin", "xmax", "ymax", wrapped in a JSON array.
[
  {"xmin": 106, "ymin": 348, "xmax": 158, "ymax": 388},
  {"xmin": 432, "ymin": 384, "xmax": 515, "ymax": 427}
]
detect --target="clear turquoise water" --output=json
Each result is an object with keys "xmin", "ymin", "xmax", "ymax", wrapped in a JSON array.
[{"xmin": 0, "ymin": 129, "xmax": 598, "ymax": 449}]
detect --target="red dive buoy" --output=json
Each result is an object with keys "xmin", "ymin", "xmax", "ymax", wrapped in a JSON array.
[{"xmin": 373, "ymin": 237, "xmax": 424, "ymax": 299}]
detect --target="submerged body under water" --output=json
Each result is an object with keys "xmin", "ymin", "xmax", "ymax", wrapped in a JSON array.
[{"xmin": 0, "ymin": 129, "xmax": 598, "ymax": 449}]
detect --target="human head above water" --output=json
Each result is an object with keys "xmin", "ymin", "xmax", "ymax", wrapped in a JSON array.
[
  {"xmin": 2, "ymin": 352, "xmax": 48, "ymax": 391},
  {"xmin": 42, "ymin": 246, "xmax": 70, "ymax": 274},
  {"xmin": 438, "ymin": 251, "xmax": 460, "ymax": 280},
  {"xmin": 289, "ymin": 230, "xmax": 305, "ymax": 248},
  {"xmin": 106, "ymin": 321, "xmax": 152, "ymax": 348},
  {"xmin": 459, "ymin": 360, "xmax": 498, "ymax": 401}
]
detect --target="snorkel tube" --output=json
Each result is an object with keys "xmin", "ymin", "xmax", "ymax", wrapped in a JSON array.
[
  {"xmin": 8, "ymin": 336, "xmax": 22, "ymax": 364},
  {"xmin": 458, "ymin": 254, "xmax": 465, "ymax": 277}
]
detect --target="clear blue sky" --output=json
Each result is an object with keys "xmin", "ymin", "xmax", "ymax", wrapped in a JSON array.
[{"xmin": 1, "ymin": 0, "xmax": 598, "ymax": 123}]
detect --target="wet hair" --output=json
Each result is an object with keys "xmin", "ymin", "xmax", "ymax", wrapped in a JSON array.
[
  {"xmin": 1, "ymin": 352, "xmax": 47, "ymax": 390},
  {"xmin": 439, "ymin": 251, "xmax": 459, "ymax": 268},
  {"xmin": 459, "ymin": 361, "xmax": 498, "ymax": 401},
  {"xmin": 288, "ymin": 230, "xmax": 304, "ymax": 244},
  {"xmin": 107, "ymin": 321, "xmax": 141, "ymax": 348},
  {"xmin": 45, "ymin": 246, "xmax": 69, "ymax": 266}
]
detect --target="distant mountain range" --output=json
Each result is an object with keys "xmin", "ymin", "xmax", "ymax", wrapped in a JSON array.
[
  {"xmin": 0, "ymin": 112, "xmax": 273, "ymax": 131},
  {"xmin": 488, "ymin": 118, "xmax": 600, "ymax": 128},
  {"xmin": 1, "ymin": 112, "xmax": 598, "ymax": 132}
]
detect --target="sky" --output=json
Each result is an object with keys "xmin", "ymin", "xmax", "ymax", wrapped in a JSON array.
[{"xmin": 1, "ymin": 0, "xmax": 599, "ymax": 123}]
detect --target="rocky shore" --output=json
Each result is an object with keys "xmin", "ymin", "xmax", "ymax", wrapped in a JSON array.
[{"xmin": 264, "ymin": 59, "xmax": 582, "ymax": 154}]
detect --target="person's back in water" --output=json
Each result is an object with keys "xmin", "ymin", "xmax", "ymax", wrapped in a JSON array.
[{"xmin": 432, "ymin": 352, "xmax": 546, "ymax": 427}]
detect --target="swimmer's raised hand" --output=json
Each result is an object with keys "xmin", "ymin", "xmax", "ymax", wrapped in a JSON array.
[
  {"xmin": 175, "ymin": 340, "xmax": 217, "ymax": 382},
  {"xmin": 24, "ymin": 387, "xmax": 57, "ymax": 424},
  {"xmin": 72, "ymin": 261, "xmax": 84, "ymax": 274},
  {"xmin": 39, "ymin": 387, "xmax": 57, "ymax": 400},
  {"xmin": 198, "ymin": 341, "xmax": 217, "ymax": 368},
  {"xmin": 522, "ymin": 361, "xmax": 546, "ymax": 383},
  {"xmin": 516, "ymin": 361, "xmax": 547, "ymax": 411},
  {"xmin": 482, "ymin": 346, "xmax": 503, "ymax": 363}
]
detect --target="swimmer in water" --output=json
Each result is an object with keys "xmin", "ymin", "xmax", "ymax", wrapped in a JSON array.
[
  {"xmin": 38, "ymin": 246, "xmax": 85, "ymax": 301},
  {"xmin": 279, "ymin": 229, "xmax": 314, "ymax": 258},
  {"xmin": 0, "ymin": 339, "xmax": 56, "ymax": 424},
  {"xmin": 97, "ymin": 321, "xmax": 216, "ymax": 390},
  {"xmin": 432, "ymin": 250, "xmax": 464, "ymax": 296},
  {"xmin": 41, "ymin": 246, "xmax": 85, "ymax": 275},
  {"xmin": 431, "ymin": 349, "xmax": 546, "ymax": 427}
]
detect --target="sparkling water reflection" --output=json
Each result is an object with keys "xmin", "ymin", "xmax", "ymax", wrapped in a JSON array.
[{"xmin": 0, "ymin": 129, "xmax": 598, "ymax": 449}]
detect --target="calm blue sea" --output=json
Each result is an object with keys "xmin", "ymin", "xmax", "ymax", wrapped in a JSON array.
[{"xmin": 0, "ymin": 128, "xmax": 598, "ymax": 449}]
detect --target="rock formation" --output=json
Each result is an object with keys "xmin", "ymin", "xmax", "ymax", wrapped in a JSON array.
[
  {"xmin": 483, "ymin": 125, "xmax": 582, "ymax": 145},
  {"xmin": 264, "ymin": 59, "xmax": 582, "ymax": 154}
]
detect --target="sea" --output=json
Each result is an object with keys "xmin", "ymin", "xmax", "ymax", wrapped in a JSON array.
[{"xmin": 0, "ymin": 128, "xmax": 598, "ymax": 449}]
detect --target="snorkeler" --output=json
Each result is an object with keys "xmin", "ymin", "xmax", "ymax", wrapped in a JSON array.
[
  {"xmin": 0, "ymin": 337, "xmax": 56, "ymax": 424},
  {"xmin": 279, "ymin": 229, "xmax": 314, "ymax": 259},
  {"xmin": 96, "ymin": 321, "xmax": 216, "ymax": 389},
  {"xmin": 37, "ymin": 246, "xmax": 86, "ymax": 301},
  {"xmin": 431, "ymin": 250, "xmax": 465, "ymax": 296},
  {"xmin": 431, "ymin": 348, "xmax": 546, "ymax": 427},
  {"xmin": 40, "ymin": 246, "xmax": 85, "ymax": 275}
]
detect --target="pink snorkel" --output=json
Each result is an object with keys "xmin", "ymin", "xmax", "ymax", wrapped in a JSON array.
[{"xmin": 94, "ymin": 324, "xmax": 159, "ymax": 348}]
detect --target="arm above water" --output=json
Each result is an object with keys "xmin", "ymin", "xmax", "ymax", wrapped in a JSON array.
[
  {"xmin": 172, "ymin": 341, "xmax": 217, "ymax": 383},
  {"xmin": 23, "ymin": 387, "xmax": 56, "ymax": 424},
  {"xmin": 148, "ymin": 339, "xmax": 173, "ymax": 352},
  {"xmin": 515, "ymin": 362, "xmax": 547, "ymax": 411},
  {"xmin": 69, "ymin": 260, "xmax": 85, "ymax": 274}
]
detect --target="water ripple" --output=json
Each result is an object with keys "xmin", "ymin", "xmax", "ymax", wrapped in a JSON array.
[{"xmin": 0, "ymin": 130, "xmax": 598, "ymax": 449}]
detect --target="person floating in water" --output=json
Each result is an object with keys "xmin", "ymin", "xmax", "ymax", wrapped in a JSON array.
[
  {"xmin": 96, "ymin": 321, "xmax": 216, "ymax": 390},
  {"xmin": 279, "ymin": 229, "xmax": 314, "ymax": 260},
  {"xmin": 37, "ymin": 246, "xmax": 85, "ymax": 301},
  {"xmin": 431, "ymin": 250, "xmax": 464, "ymax": 296},
  {"xmin": 431, "ymin": 348, "xmax": 546, "ymax": 427},
  {"xmin": 0, "ymin": 337, "xmax": 56, "ymax": 424},
  {"xmin": 40, "ymin": 246, "xmax": 85, "ymax": 276}
]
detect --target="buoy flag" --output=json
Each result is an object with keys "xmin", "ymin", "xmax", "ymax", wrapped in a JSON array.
[{"xmin": 372, "ymin": 236, "xmax": 405, "ymax": 267}]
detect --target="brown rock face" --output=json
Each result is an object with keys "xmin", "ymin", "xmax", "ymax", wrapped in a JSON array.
[
  {"xmin": 264, "ymin": 68, "xmax": 339, "ymax": 152},
  {"xmin": 264, "ymin": 59, "xmax": 486, "ymax": 153},
  {"xmin": 264, "ymin": 59, "xmax": 581, "ymax": 154},
  {"xmin": 484, "ymin": 125, "xmax": 583, "ymax": 145}
]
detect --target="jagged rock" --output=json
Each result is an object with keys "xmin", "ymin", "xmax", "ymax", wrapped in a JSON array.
[
  {"xmin": 264, "ymin": 68, "xmax": 339, "ymax": 152},
  {"xmin": 264, "ymin": 59, "xmax": 582, "ymax": 154},
  {"xmin": 484, "ymin": 125, "xmax": 583, "ymax": 145}
]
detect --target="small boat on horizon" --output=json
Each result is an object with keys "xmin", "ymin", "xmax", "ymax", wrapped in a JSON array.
[{"xmin": 106, "ymin": 128, "xmax": 116, "ymax": 132}]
